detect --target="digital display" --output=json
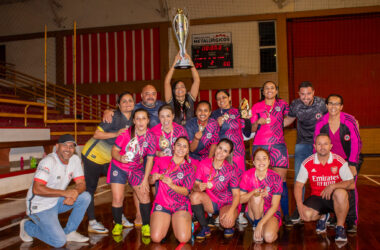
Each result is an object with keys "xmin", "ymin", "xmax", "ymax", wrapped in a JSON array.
[{"xmin": 191, "ymin": 43, "xmax": 233, "ymax": 69}]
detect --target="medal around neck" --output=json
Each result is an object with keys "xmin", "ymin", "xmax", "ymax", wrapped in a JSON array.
[
  {"xmin": 172, "ymin": 9, "xmax": 192, "ymax": 69},
  {"xmin": 207, "ymin": 181, "xmax": 213, "ymax": 189}
]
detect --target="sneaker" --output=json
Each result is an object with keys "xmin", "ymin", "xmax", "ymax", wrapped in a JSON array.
[
  {"xmin": 290, "ymin": 209, "xmax": 301, "ymax": 224},
  {"xmin": 121, "ymin": 214, "xmax": 134, "ymax": 228},
  {"xmin": 207, "ymin": 216, "xmax": 216, "ymax": 228},
  {"xmin": 327, "ymin": 215, "xmax": 336, "ymax": 228},
  {"xmin": 335, "ymin": 226, "xmax": 347, "ymax": 242},
  {"xmin": 196, "ymin": 226, "xmax": 211, "ymax": 239},
  {"xmin": 141, "ymin": 236, "xmax": 151, "ymax": 245},
  {"xmin": 66, "ymin": 231, "xmax": 89, "ymax": 242},
  {"xmin": 224, "ymin": 228, "xmax": 234, "ymax": 238},
  {"xmin": 237, "ymin": 212, "xmax": 248, "ymax": 225},
  {"xmin": 88, "ymin": 233, "xmax": 107, "ymax": 245},
  {"xmin": 112, "ymin": 224, "xmax": 123, "ymax": 236},
  {"xmin": 346, "ymin": 223, "xmax": 357, "ymax": 233},
  {"xmin": 141, "ymin": 224, "xmax": 150, "ymax": 237},
  {"xmin": 316, "ymin": 213, "xmax": 330, "ymax": 233},
  {"xmin": 88, "ymin": 220, "xmax": 109, "ymax": 234},
  {"xmin": 112, "ymin": 235, "xmax": 123, "ymax": 243},
  {"xmin": 19, "ymin": 218, "xmax": 33, "ymax": 242},
  {"xmin": 284, "ymin": 215, "xmax": 293, "ymax": 227},
  {"xmin": 214, "ymin": 215, "xmax": 220, "ymax": 224}
]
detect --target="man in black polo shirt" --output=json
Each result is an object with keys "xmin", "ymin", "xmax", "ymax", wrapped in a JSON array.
[{"xmin": 284, "ymin": 81, "xmax": 327, "ymax": 224}]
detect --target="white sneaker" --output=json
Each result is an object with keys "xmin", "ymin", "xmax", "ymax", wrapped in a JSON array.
[
  {"xmin": 88, "ymin": 220, "xmax": 109, "ymax": 234},
  {"xmin": 122, "ymin": 214, "xmax": 134, "ymax": 228},
  {"xmin": 66, "ymin": 231, "xmax": 89, "ymax": 242},
  {"xmin": 19, "ymin": 219, "xmax": 33, "ymax": 242},
  {"xmin": 237, "ymin": 212, "xmax": 248, "ymax": 225},
  {"xmin": 215, "ymin": 216, "xmax": 220, "ymax": 224}
]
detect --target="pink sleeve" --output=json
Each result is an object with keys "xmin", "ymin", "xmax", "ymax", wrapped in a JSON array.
[
  {"xmin": 250, "ymin": 105, "xmax": 258, "ymax": 124},
  {"xmin": 151, "ymin": 158, "xmax": 160, "ymax": 175},
  {"xmin": 283, "ymin": 101, "xmax": 290, "ymax": 116},
  {"xmin": 239, "ymin": 171, "xmax": 250, "ymax": 192},
  {"xmin": 115, "ymin": 130, "xmax": 130, "ymax": 155},
  {"xmin": 195, "ymin": 162, "xmax": 204, "ymax": 182}
]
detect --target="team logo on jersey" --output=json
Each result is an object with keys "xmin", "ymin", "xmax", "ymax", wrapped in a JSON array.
[
  {"xmin": 206, "ymin": 133, "xmax": 212, "ymax": 139},
  {"xmin": 275, "ymin": 106, "xmax": 281, "ymax": 112},
  {"xmin": 315, "ymin": 113, "xmax": 322, "ymax": 119},
  {"xmin": 331, "ymin": 166, "xmax": 338, "ymax": 175},
  {"xmin": 177, "ymin": 172, "xmax": 184, "ymax": 179},
  {"xmin": 219, "ymin": 175, "xmax": 225, "ymax": 182},
  {"xmin": 113, "ymin": 170, "xmax": 118, "ymax": 176},
  {"xmin": 156, "ymin": 204, "xmax": 162, "ymax": 211},
  {"xmin": 143, "ymin": 142, "xmax": 148, "ymax": 148},
  {"xmin": 38, "ymin": 166, "xmax": 50, "ymax": 174},
  {"xmin": 230, "ymin": 115, "xmax": 236, "ymax": 119},
  {"xmin": 344, "ymin": 134, "xmax": 350, "ymax": 141}
]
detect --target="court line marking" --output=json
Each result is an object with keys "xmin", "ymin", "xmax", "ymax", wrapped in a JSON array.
[{"xmin": 362, "ymin": 175, "xmax": 380, "ymax": 186}]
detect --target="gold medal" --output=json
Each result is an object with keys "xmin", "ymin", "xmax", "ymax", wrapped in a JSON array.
[
  {"xmin": 207, "ymin": 181, "xmax": 213, "ymax": 189},
  {"xmin": 266, "ymin": 118, "xmax": 271, "ymax": 124},
  {"xmin": 159, "ymin": 135, "xmax": 170, "ymax": 149},
  {"xmin": 223, "ymin": 113, "xmax": 229, "ymax": 121},
  {"xmin": 159, "ymin": 174, "xmax": 164, "ymax": 180},
  {"xmin": 199, "ymin": 125, "xmax": 204, "ymax": 132}
]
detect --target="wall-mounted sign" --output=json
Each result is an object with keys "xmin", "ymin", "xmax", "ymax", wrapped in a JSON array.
[{"xmin": 191, "ymin": 32, "xmax": 233, "ymax": 70}]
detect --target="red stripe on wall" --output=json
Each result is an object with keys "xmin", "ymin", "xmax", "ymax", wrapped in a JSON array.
[
  {"xmin": 91, "ymin": 33, "xmax": 99, "ymax": 83},
  {"xmin": 153, "ymin": 28, "xmax": 160, "ymax": 79},
  {"xmin": 99, "ymin": 33, "xmax": 107, "ymax": 83},
  {"xmin": 144, "ymin": 29, "xmax": 152, "ymax": 81},
  {"xmin": 251, "ymin": 88, "xmax": 260, "ymax": 104},
  {"xmin": 231, "ymin": 89, "xmax": 239, "ymax": 108},
  {"xmin": 117, "ymin": 31, "xmax": 125, "ymax": 82},
  {"xmin": 75, "ymin": 36, "xmax": 81, "ymax": 85},
  {"xmin": 82, "ymin": 34, "xmax": 90, "ymax": 84},
  {"xmin": 108, "ymin": 32, "xmax": 116, "ymax": 82},
  {"xmin": 66, "ymin": 36, "xmax": 73, "ymax": 85},
  {"xmin": 134, "ymin": 30, "xmax": 142, "ymax": 81},
  {"xmin": 241, "ymin": 88, "xmax": 249, "ymax": 102},
  {"xmin": 109, "ymin": 94, "xmax": 116, "ymax": 107},
  {"xmin": 126, "ymin": 30, "xmax": 133, "ymax": 81},
  {"xmin": 211, "ymin": 90, "xmax": 218, "ymax": 111}
]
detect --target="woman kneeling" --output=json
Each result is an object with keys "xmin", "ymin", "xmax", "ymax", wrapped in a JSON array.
[
  {"xmin": 149, "ymin": 137, "xmax": 195, "ymax": 243},
  {"xmin": 240, "ymin": 148, "xmax": 282, "ymax": 243},
  {"xmin": 191, "ymin": 138, "xmax": 240, "ymax": 239}
]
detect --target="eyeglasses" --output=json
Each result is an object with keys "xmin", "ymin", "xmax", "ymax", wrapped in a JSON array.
[{"xmin": 327, "ymin": 102, "xmax": 341, "ymax": 106}]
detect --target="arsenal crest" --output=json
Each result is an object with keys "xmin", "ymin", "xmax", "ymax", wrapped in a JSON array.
[{"xmin": 331, "ymin": 166, "xmax": 338, "ymax": 175}]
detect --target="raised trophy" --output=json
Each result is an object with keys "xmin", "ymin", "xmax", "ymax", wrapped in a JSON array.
[
  {"xmin": 124, "ymin": 137, "xmax": 139, "ymax": 162},
  {"xmin": 239, "ymin": 98, "xmax": 252, "ymax": 119},
  {"xmin": 172, "ymin": 8, "xmax": 192, "ymax": 69}
]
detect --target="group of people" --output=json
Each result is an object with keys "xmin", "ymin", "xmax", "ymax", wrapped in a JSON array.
[{"xmin": 20, "ymin": 54, "xmax": 362, "ymax": 247}]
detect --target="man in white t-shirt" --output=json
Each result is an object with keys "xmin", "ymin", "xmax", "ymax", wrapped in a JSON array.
[{"xmin": 20, "ymin": 134, "xmax": 91, "ymax": 248}]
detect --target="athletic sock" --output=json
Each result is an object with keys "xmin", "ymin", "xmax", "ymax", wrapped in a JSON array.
[
  {"xmin": 112, "ymin": 206, "xmax": 123, "ymax": 224},
  {"xmin": 192, "ymin": 204, "xmax": 208, "ymax": 228},
  {"xmin": 140, "ymin": 202, "xmax": 152, "ymax": 226},
  {"xmin": 281, "ymin": 181, "xmax": 289, "ymax": 216}
]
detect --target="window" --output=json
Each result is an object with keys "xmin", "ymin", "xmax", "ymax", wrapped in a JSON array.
[{"xmin": 259, "ymin": 21, "xmax": 276, "ymax": 72}]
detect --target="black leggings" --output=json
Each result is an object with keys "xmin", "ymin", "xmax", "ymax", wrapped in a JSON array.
[{"xmin": 82, "ymin": 155, "xmax": 109, "ymax": 221}]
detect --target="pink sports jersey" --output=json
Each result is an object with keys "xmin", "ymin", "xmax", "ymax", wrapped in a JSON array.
[
  {"xmin": 151, "ymin": 122, "xmax": 188, "ymax": 155},
  {"xmin": 151, "ymin": 156, "xmax": 195, "ymax": 212},
  {"xmin": 110, "ymin": 128, "xmax": 156, "ymax": 171},
  {"xmin": 250, "ymin": 99, "xmax": 289, "ymax": 145},
  {"xmin": 240, "ymin": 168, "xmax": 283, "ymax": 218},
  {"xmin": 195, "ymin": 158, "xmax": 239, "ymax": 207}
]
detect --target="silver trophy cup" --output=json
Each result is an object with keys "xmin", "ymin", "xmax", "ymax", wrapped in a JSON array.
[{"xmin": 172, "ymin": 9, "xmax": 192, "ymax": 69}]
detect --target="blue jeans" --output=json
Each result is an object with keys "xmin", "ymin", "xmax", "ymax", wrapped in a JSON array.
[
  {"xmin": 24, "ymin": 192, "xmax": 91, "ymax": 248},
  {"xmin": 294, "ymin": 144, "xmax": 313, "ymax": 201}
]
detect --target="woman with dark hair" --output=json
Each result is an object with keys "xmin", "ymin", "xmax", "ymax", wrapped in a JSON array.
[
  {"xmin": 249, "ymin": 81, "xmax": 291, "ymax": 225},
  {"xmin": 210, "ymin": 89, "xmax": 247, "ymax": 224},
  {"xmin": 191, "ymin": 138, "xmax": 240, "ymax": 239},
  {"xmin": 240, "ymin": 148, "xmax": 283, "ymax": 243},
  {"xmin": 164, "ymin": 53, "xmax": 200, "ymax": 125},
  {"xmin": 82, "ymin": 92, "xmax": 134, "ymax": 234},
  {"xmin": 185, "ymin": 101, "xmax": 220, "ymax": 161},
  {"xmin": 149, "ymin": 136, "xmax": 195, "ymax": 243},
  {"xmin": 109, "ymin": 109, "xmax": 156, "ymax": 237},
  {"xmin": 151, "ymin": 104, "xmax": 189, "ymax": 157}
]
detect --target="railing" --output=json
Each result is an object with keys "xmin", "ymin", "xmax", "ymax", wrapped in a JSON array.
[{"xmin": 0, "ymin": 98, "xmax": 45, "ymax": 127}]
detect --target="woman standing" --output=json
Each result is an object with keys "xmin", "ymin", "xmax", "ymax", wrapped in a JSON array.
[
  {"xmin": 240, "ymin": 148, "xmax": 283, "ymax": 243},
  {"xmin": 164, "ymin": 53, "xmax": 200, "ymax": 125},
  {"xmin": 151, "ymin": 104, "xmax": 188, "ymax": 157},
  {"xmin": 149, "ymin": 137, "xmax": 195, "ymax": 243},
  {"xmin": 249, "ymin": 81, "xmax": 291, "ymax": 225},
  {"xmin": 109, "ymin": 109, "xmax": 156, "ymax": 237},
  {"xmin": 191, "ymin": 139, "xmax": 240, "ymax": 239},
  {"xmin": 185, "ymin": 101, "xmax": 219, "ymax": 161},
  {"xmin": 82, "ymin": 92, "xmax": 134, "ymax": 234}
]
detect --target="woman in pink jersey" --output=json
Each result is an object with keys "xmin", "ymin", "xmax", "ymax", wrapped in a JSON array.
[
  {"xmin": 190, "ymin": 138, "xmax": 240, "ymax": 239},
  {"xmin": 149, "ymin": 137, "xmax": 195, "ymax": 243},
  {"xmin": 151, "ymin": 104, "xmax": 189, "ymax": 157},
  {"xmin": 240, "ymin": 148, "xmax": 283, "ymax": 243},
  {"xmin": 109, "ymin": 109, "xmax": 156, "ymax": 237},
  {"xmin": 249, "ymin": 81, "xmax": 291, "ymax": 225}
]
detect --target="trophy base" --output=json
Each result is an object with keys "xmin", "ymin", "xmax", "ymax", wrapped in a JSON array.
[{"xmin": 174, "ymin": 58, "xmax": 193, "ymax": 69}]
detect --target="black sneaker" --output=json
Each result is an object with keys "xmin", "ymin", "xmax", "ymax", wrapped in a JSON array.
[
  {"xmin": 326, "ymin": 215, "xmax": 336, "ymax": 228},
  {"xmin": 284, "ymin": 215, "xmax": 293, "ymax": 227},
  {"xmin": 290, "ymin": 209, "xmax": 301, "ymax": 224},
  {"xmin": 207, "ymin": 215, "xmax": 216, "ymax": 228},
  {"xmin": 346, "ymin": 223, "xmax": 357, "ymax": 233},
  {"xmin": 335, "ymin": 226, "xmax": 347, "ymax": 242},
  {"xmin": 316, "ymin": 213, "xmax": 330, "ymax": 233}
]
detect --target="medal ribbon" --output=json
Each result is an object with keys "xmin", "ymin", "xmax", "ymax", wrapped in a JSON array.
[
  {"xmin": 162, "ymin": 159, "xmax": 184, "ymax": 177},
  {"xmin": 208, "ymin": 160, "xmax": 224, "ymax": 182}
]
